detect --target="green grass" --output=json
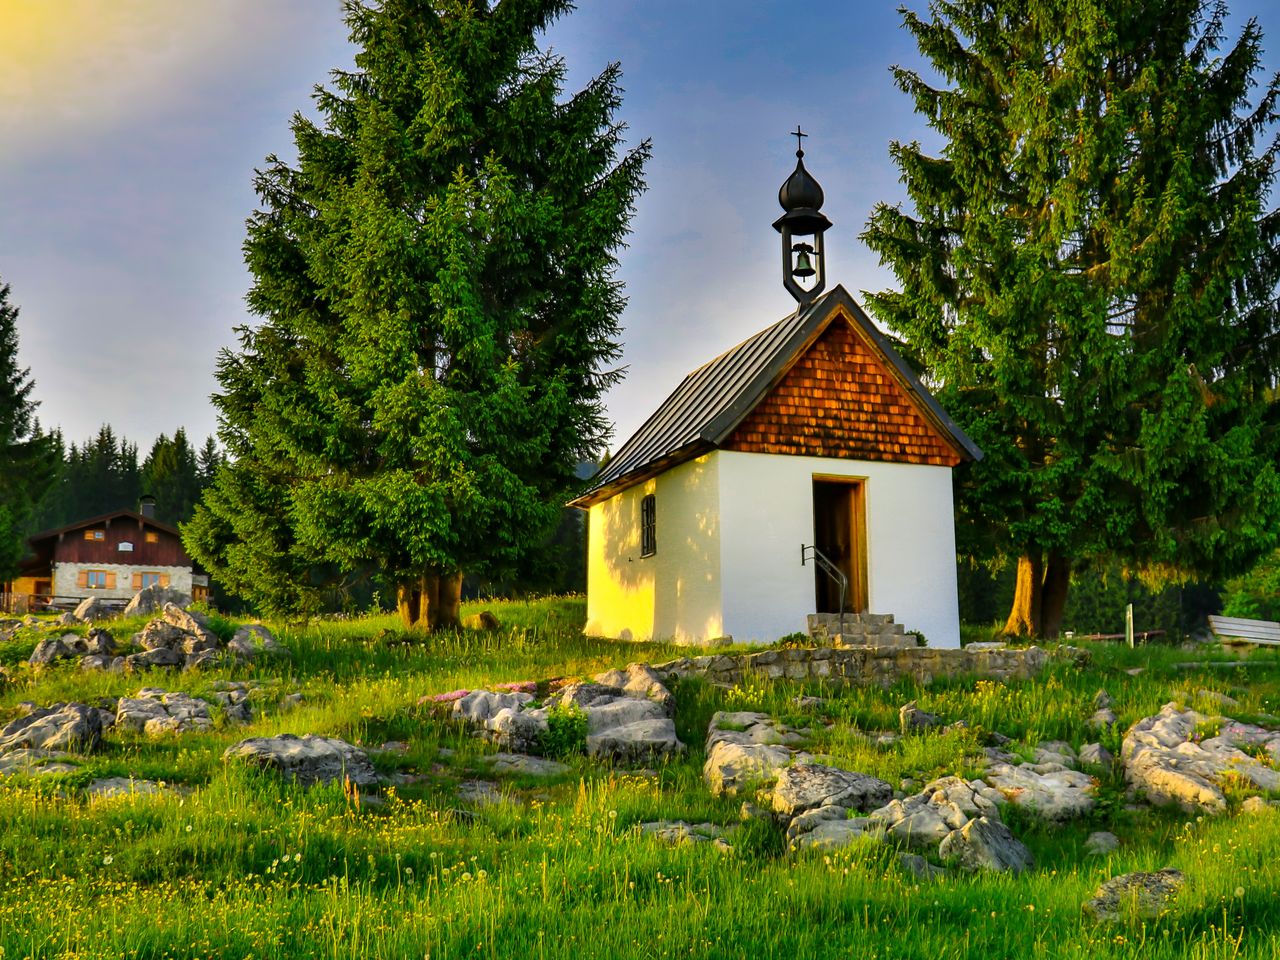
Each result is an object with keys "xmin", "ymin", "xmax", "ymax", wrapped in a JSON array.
[{"xmin": 1, "ymin": 599, "xmax": 1279, "ymax": 958}]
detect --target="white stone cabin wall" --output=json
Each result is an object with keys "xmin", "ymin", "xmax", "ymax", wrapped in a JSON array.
[{"xmin": 53, "ymin": 563, "xmax": 194, "ymax": 602}]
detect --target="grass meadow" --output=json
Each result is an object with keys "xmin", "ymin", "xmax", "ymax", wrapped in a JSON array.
[{"xmin": 1, "ymin": 597, "xmax": 1279, "ymax": 959}]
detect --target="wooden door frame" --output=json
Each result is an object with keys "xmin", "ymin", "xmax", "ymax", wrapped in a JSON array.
[{"xmin": 811, "ymin": 474, "xmax": 869, "ymax": 614}]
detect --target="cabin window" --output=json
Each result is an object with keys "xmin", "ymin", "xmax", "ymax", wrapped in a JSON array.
[
  {"xmin": 141, "ymin": 572, "xmax": 163, "ymax": 589},
  {"xmin": 84, "ymin": 529, "xmax": 104, "ymax": 541},
  {"xmin": 640, "ymin": 494, "xmax": 656, "ymax": 558},
  {"xmin": 145, "ymin": 531, "xmax": 159, "ymax": 544},
  {"xmin": 84, "ymin": 570, "xmax": 107, "ymax": 589}
]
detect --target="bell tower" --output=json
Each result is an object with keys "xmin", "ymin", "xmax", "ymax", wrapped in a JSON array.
[{"xmin": 773, "ymin": 127, "xmax": 832, "ymax": 305}]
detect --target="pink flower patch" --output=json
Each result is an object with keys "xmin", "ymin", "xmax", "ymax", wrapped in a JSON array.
[{"xmin": 418, "ymin": 689, "xmax": 470, "ymax": 706}]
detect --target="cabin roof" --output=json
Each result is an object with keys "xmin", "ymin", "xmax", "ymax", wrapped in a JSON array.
[
  {"xmin": 27, "ymin": 509, "xmax": 182, "ymax": 544},
  {"xmin": 570, "ymin": 285, "xmax": 981, "ymax": 508}
]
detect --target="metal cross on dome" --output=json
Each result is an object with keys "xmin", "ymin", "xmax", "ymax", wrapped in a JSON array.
[{"xmin": 792, "ymin": 125, "xmax": 807, "ymax": 156}]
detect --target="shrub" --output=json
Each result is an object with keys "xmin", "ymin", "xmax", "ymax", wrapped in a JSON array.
[{"xmin": 543, "ymin": 702, "xmax": 588, "ymax": 758}]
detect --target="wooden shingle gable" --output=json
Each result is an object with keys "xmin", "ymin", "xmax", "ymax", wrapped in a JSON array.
[
  {"xmin": 570, "ymin": 285, "xmax": 980, "ymax": 507},
  {"xmin": 723, "ymin": 309, "xmax": 964, "ymax": 466}
]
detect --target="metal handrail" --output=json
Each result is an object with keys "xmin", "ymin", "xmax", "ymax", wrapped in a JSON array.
[{"xmin": 801, "ymin": 543, "xmax": 849, "ymax": 637}]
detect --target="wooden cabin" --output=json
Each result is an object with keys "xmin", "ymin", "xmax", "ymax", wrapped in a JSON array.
[{"xmin": 5, "ymin": 508, "xmax": 208, "ymax": 612}]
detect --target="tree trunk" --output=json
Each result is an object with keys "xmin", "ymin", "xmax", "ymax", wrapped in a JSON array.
[
  {"xmin": 1040, "ymin": 551, "xmax": 1071, "ymax": 640},
  {"xmin": 1003, "ymin": 552, "xmax": 1044, "ymax": 637},
  {"xmin": 397, "ymin": 575, "xmax": 440, "ymax": 631},
  {"xmin": 436, "ymin": 570, "xmax": 463, "ymax": 630},
  {"xmin": 397, "ymin": 572, "xmax": 462, "ymax": 631}
]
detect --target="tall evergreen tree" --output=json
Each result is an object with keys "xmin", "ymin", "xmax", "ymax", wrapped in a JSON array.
[
  {"xmin": 185, "ymin": 0, "xmax": 648, "ymax": 626},
  {"xmin": 0, "ymin": 279, "xmax": 59, "ymax": 578},
  {"xmin": 141, "ymin": 428, "xmax": 201, "ymax": 524},
  {"xmin": 863, "ymin": 0, "xmax": 1280, "ymax": 637}
]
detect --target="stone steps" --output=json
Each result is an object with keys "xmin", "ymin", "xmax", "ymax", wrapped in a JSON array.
[{"xmin": 807, "ymin": 612, "xmax": 915, "ymax": 649}]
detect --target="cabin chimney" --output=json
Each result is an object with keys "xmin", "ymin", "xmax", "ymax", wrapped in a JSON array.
[{"xmin": 139, "ymin": 495, "xmax": 156, "ymax": 520}]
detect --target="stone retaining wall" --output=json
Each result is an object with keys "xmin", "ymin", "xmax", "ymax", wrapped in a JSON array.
[{"xmin": 652, "ymin": 643, "xmax": 1066, "ymax": 688}]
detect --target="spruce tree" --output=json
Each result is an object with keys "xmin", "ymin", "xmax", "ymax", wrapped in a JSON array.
[
  {"xmin": 863, "ymin": 0, "xmax": 1280, "ymax": 637},
  {"xmin": 0, "ymin": 279, "xmax": 58, "ymax": 578},
  {"xmin": 185, "ymin": 0, "xmax": 648, "ymax": 626}
]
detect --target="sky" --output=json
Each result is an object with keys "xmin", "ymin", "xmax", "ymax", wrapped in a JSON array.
[{"xmin": 1, "ymin": 0, "xmax": 1278, "ymax": 457}]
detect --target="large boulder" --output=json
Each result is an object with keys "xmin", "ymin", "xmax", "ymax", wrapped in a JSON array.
[
  {"xmin": 1083, "ymin": 869, "xmax": 1184, "ymax": 922},
  {"xmin": 788, "ymin": 809, "xmax": 887, "ymax": 852},
  {"xmin": 453, "ymin": 690, "xmax": 535, "ymax": 726},
  {"xmin": 28, "ymin": 635, "xmax": 80, "ymax": 666},
  {"xmin": 227, "ymin": 623, "xmax": 285, "ymax": 659},
  {"xmin": 123, "ymin": 584, "xmax": 191, "ymax": 618},
  {"xmin": 161, "ymin": 604, "xmax": 219, "ymax": 649},
  {"xmin": 223, "ymin": 734, "xmax": 378, "ymax": 786},
  {"xmin": 938, "ymin": 817, "xmax": 1034, "ymax": 874},
  {"xmin": 586, "ymin": 718, "xmax": 684, "ymax": 763},
  {"xmin": 703, "ymin": 712, "xmax": 808, "ymax": 798},
  {"xmin": 0, "ymin": 702, "xmax": 104, "ymax": 753},
  {"xmin": 0, "ymin": 748, "xmax": 80, "ymax": 776},
  {"xmin": 869, "ymin": 776, "xmax": 1004, "ymax": 849}
]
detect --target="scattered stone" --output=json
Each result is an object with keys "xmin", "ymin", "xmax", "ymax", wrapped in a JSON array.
[
  {"xmin": 484, "ymin": 753, "xmax": 569, "ymax": 777},
  {"xmin": 223, "ymin": 734, "xmax": 378, "ymax": 786},
  {"xmin": 586, "ymin": 719, "xmax": 684, "ymax": 763},
  {"xmin": 85, "ymin": 777, "xmax": 170, "ymax": 800},
  {"xmin": 1241, "ymin": 796, "xmax": 1279, "ymax": 815},
  {"xmin": 227, "ymin": 623, "xmax": 285, "ymax": 659},
  {"xmin": 0, "ymin": 748, "xmax": 79, "ymax": 776},
  {"xmin": 1089, "ymin": 708, "xmax": 1119, "ymax": 729},
  {"xmin": 591, "ymin": 663, "xmax": 676, "ymax": 713},
  {"xmin": 898, "ymin": 852, "xmax": 947, "ymax": 880},
  {"xmin": 790, "ymin": 814, "xmax": 886, "ymax": 852},
  {"xmin": 462, "ymin": 610, "xmax": 501, "ymax": 631},
  {"xmin": 28, "ymin": 634, "xmax": 79, "ymax": 666},
  {"xmin": 899, "ymin": 700, "xmax": 941, "ymax": 734},
  {"xmin": 453, "ymin": 690, "xmax": 535, "ymax": 725},
  {"xmin": 938, "ymin": 816, "xmax": 1034, "ymax": 874},
  {"xmin": 1122, "ymin": 704, "xmax": 1280, "ymax": 813},
  {"xmin": 704, "ymin": 712, "xmax": 808, "ymax": 798},
  {"xmin": 73, "ymin": 596, "xmax": 112, "ymax": 623},
  {"xmin": 115, "ymin": 689, "xmax": 214, "ymax": 736},
  {"xmin": 1085, "ymin": 831, "xmax": 1120, "ymax": 856},
  {"xmin": 55, "ymin": 612, "xmax": 80, "ymax": 626},
  {"xmin": 638, "ymin": 821, "xmax": 730, "ymax": 844},
  {"xmin": 1083, "ymin": 868, "xmax": 1184, "ymax": 922},
  {"xmin": 123, "ymin": 584, "xmax": 191, "ymax": 618},
  {"xmin": 0, "ymin": 702, "xmax": 103, "ymax": 753},
  {"xmin": 984, "ymin": 760, "xmax": 1096, "ymax": 821},
  {"xmin": 739, "ymin": 800, "xmax": 767, "ymax": 821},
  {"xmin": 1078, "ymin": 743, "xmax": 1114, "ymax": 768},
  {"xmin": 870, "ymin": 775, "xmax": 1006, "ymax": 849},
  {"xmin": 210, "ymin": 682, "xmax": 255, "ymax": 724},
  {"xmin": 456, "ymin": 779, "xmax": 504, "ymax": 805},
  {"xmin": 767, "ymin": 763, "xmax": 893, "ymax": 820},
  {"xmin": 1125, "ymin": 668, "xmax": 1145, "ymax": 677},
  {"xmin": 1093, "ymin": 689, "xmax": 1115, "ymax": 710}
]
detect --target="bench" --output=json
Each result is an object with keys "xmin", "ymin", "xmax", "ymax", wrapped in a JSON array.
[{"xmin": 1207, "ymin": 615, "xmax": 1280, "ymax": 647}]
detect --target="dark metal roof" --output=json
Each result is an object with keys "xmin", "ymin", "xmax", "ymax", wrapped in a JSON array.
[{"xmin": 570, "ymin": 284, "xmax": 981, "ymax": 507}]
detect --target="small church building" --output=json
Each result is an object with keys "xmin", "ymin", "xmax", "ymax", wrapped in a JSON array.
[{"xmin": 571, "ymin": 139, "xmax": 980, "ymax": 648}]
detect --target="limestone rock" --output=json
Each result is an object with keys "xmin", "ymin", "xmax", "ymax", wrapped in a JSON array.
[
  {"xmin": 768, "ymin": 763, "xmax": 893, "ymax": 819},
  {"xmin": 0, "ymin": 702, "xmax": 103, "ymax": 753},
  {"xmin": 115, "ymin": 689, "xmax": 214, "ymax": 736},
  {"xmin": 587, "ymin": 718, "xmax": 684, "ymax": 763},
  {"xmin": 124, "ymin": 647, "xmax": 185, "ymax": 671},
  {"xmin": 484, "ymin": 753, "xmax": 570, "ymax": 777},
  {"xmin": 485, "ymin": 707, "xmax": 548, "ymax": 754},
  {"xmin": 85, "ymin": 777, "xmax": 170, "ymax": 800},
  {"xmin": 73, "ymin": 596, "xmax": 112, "ymax": 623},
  {"xmin": 1083, "ymin": 869, "xmax": 1184, "ymax": 922},
  {"xmin": 704, "ymin": 712, "xmax": 807, "ymax": 797},
  {"xmin": 123, "ymin": 585, "xmax": 191, "ymax": 618},
  {"xmin": 938, "ymin": 816, "xmax": 1034, "ymax": 874},
  {"xmin": 84, "ymin": 628, "xmax": 116, "ymax": 656},
  {"xmin": 223, "ymin": 734, "xmax": 377, "ymax": 786},
  {"xmin": 638, "ymin": 821, "xmax": 730, "ymax": 844},
  {"xmin": 453, "ymin": 690, "xmax": 535, "ymax": 726},
  {"xmin": 899, "ymin": 700, "xmax": 942, "ymax": 734},
  {"xmin": 1241, "ymin": 795, "xmax": 1279, "ymax": 814},
  {"xmin": 1078, "ymin": 743, "xmax": 1114, "ymax": 768},
  {"xmin": 28, "ymin": 635, "xmax": 79, "ymax": 666},
  {"xmin": 1122, "ymin": 704, "xmax": 1280, "ymax": 812},
  {"xmin": 592, "ymin": 662, "xmax": 676, "ymax": 713},
  {"xmin": 868, "ymin": 776, "xmax": 1005, "ymax": 849},
  {"xmin": 0, "ymin": 748, "xmax": 79, "ymax": 776},
  {"xmin": 55, "ymin": 612, "xmax": 80, "ymax": 626},
  {"xmin": 791, "ymin": 815, "xmax": 886, "ymax": 852},
  {"xmin": 227, "ymin": 623, "xmax": 285, "ymax": 659},
  {"xmin": 457, "ymin": 780, "xmax": 504, "ymax": 805},
  {"xmin": 898, "ymin": 852, "xmax": 947, "ymax": 880},
  {"xmin": 1085, "ymin": 831, "xmax": 1120, "ymax": 855},
  {"xmin": 1089, "ymin": 708, "xmax": 1119, "ymax": 729},
  {"xmin": 984, "ymin": 761, "xmax": 1096, "ymax": 821},
  {"xmin": 1093, "ymin": 689, "xmax": 1115, "ymax": 710}
]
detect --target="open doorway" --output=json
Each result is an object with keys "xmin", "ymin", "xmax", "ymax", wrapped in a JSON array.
[{"xmin": 812, "ymin": 476, "xmax": 868, "ymax": 614}]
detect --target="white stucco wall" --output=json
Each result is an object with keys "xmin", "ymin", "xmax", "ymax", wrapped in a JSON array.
[
  {"xmin": 53, "ymin": 563, "xmax": 193, "ymax": 601},
  {"xmin": 585, "ymin": 454, "xmax": 722, "ymax": 642},
  {"xmin": 716, "ymin": 450, "xmax": 962, "ymax": 648}
]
